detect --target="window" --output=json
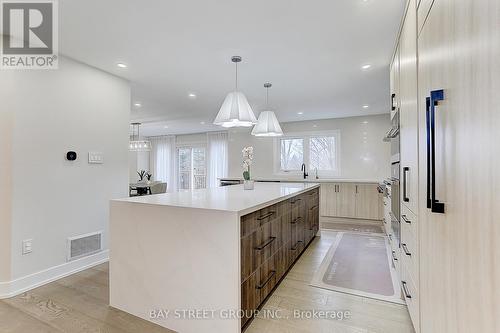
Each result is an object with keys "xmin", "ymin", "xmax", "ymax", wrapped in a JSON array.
[
  {"xmin": 280, "ymin": 138, "xmax": 304, "ymax": 171},
  {"xmin": 309, "ymin": 136, "xmax": 337, "ymax": 171},
  {"xmin": 275, "ymin": 131, "xmax": 340, "ymax": 176},
  {"xmin": 178, "ymin": 147, "xmax": 207, "ymax": 190}
]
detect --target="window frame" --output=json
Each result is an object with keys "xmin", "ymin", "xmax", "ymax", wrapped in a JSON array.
[{"xmin": 273, "ymin": 130, "xmax": 341, "ymax": 177}]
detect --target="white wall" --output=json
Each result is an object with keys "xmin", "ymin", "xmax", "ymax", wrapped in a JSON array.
[
  {"xmin": 0, "ymin": 112, "xmax": 13, "ymax": 282},
  {"xmin": 0, "ymin": 57, "xmax": 130, "ymax": 282},
  {"xmin": 228, "ymin": 114, "xmax": 391, "ymax": 180}
]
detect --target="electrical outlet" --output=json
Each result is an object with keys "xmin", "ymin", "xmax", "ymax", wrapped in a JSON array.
[{"xmin": 22, "ymin": 239, "xmax": 33, "ymax": 255}]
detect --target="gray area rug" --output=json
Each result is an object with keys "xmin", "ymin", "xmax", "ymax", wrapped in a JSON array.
[{"xmin": 310, "ymin": 232, "xmax": 404, "ymax": 304}]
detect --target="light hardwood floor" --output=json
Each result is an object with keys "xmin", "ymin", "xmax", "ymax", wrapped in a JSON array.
[{"xmin": 0, "ymin": 231, "xmax": 414, "ymax": 333}]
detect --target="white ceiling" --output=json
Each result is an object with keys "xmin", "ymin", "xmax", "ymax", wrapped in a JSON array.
[{"xmin": 58, "ymin": 0, "xmax": 406, "ymax": 136}]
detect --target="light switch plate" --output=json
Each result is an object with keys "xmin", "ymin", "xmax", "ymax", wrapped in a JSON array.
[
  {"xmin": 88, "ymin": 152, "xmax": 104, "ymax": 164},
  {"xmin": 22, "ymin": 239, "xmax": 32, "ymax": 255}
]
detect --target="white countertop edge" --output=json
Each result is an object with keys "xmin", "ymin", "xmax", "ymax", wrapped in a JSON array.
[
  {"xmin": 111, "ymin": 183, "xmax": 320, "ymax": 216},
  {"xmin": 218, "ymin": 177, "xmax": 382, "ymax": 184},
  {"xmin": 236, "ymin": 183, "xmax": 320, "ymax": 217}
]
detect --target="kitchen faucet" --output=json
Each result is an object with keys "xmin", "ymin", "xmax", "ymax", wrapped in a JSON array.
[{"xmin": 301, "ymin": 163, "xmax": 308, "ymax": 179}]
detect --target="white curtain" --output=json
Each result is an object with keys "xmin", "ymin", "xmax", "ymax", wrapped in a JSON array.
[
  {"xmin": 207, "ymin": 131, "xmax": 228, "ymax": 188},
  {"xmin": 149, "ymin": 136, "xmax": 176, "ymax": 191}
]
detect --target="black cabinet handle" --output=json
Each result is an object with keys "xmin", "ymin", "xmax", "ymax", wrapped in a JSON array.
[
  {"xmin": 254, "ymin": 237, "xmax": 276, "ymax": 251},
  {"xmin": 403, "ymin": 167, "xmax": 410, "ymax": 202},
  {"xmin": 309, "ymin": 205, "xmax": 318, "ymax": 211},
  {"xmin": 426, "ymin": 89, "xmax": 445, "ymax": 214},
  {"xmin": 257, "ymin": 211, "xmax": 275, "ymax": 221},
  {"xmin": 402, "ymin": 281, "xmax": 412, "ymax": 299},
  {"xmin": 291, "ymin": 198, "xmax": 302, "ymax": 204},
  {"xmin": 291, "ymin": 240, "xmax": 303, "ymax": 251},
  {"xmin": 290, "ymin": 217, "xmax": 302, "ymax": 224},
  {"xmin": 401, "ymin": 243, "xmax": 411, "ymax": 256},
  {"xmin": 401, "ymin": 215, "xmax": 411, "ymax": 224},
  {"xmin": 391, "ymin": 93, "xmax": 396, "ymax": 111},
  {"xmin": 256, "ymin": 270, "xmax": 276, "ymax": 290},
  {"xmin": 392, "ymin": 250, "xmax": 398, "ymax": 261}
]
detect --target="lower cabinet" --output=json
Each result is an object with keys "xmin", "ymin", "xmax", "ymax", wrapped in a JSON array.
[
  {"xmin": 320, "ymin": 183, "xmax": 383, "ymax": 220},
  {"xmin": 240, "ymin": 188, "xmax": 319, "ymax": 329}
]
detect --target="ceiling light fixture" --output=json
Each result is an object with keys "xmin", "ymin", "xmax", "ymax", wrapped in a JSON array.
[
  {"xmin": 200, "ymin": 121, "xmax": 206, "ymax": 125},
  {"xmin": 362, "ymin": 104, "xmax": 369, "ymax": 108},
  {"xmin": 117, "ymin": 62, "xmax": 128, "ymax": 68},
  {"xmin": 134, "ymin": 102, "xmax": 142, "ymax": 107},
  {"xmin": 361, "ymin": 64, "xmax": 372, "ymax": 70},
  {"xmin": 297, "ymin": 112, "xmax": 304, "ymax": 115},
  {"xmin": 251, "ymin": 83, "xmax": 283, "ymax": 137},
  {"xmin": 129, "ymin": 123, "xmax": 151, "ymax": 152},
  {"xmin": 213, "ymin": 56, "xmax": 257, "ymax": 128},
  {"xmin": 189, "ymin": 93, "xmax": 197, "ymax": 98}
]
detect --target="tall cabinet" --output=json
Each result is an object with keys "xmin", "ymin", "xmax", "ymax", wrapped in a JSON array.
[
  {"xmin": 391, "ymin": 0, "xmax": 421, "ymax": 331},
  {"xmin": 394, "ymin": 0, "xmax": 499, "ymax": 332},
  {"xmin": 417, "ymin": 0, "xmax": 499, "ymax": 332}
]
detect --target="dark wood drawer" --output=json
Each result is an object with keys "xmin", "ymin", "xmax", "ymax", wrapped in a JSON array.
[
  {"xmin": 241, "ymin": 271, "xmax": 258, "ymax": 328},
  {"xmin": 255, "ymin": 253, "xmax": 278, "ymax": 304},
  {"xmin": 241, "ymin": 218, "xmax": 280, "ymax": 282},
  {"xmin": 240, "ymin": 204, "xmax": 278, "ymax": 237}
]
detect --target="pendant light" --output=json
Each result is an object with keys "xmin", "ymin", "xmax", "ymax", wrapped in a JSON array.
[
  {"xmin": 213, "ymin": 56, "xmax": 257, "ymax": 128},
  {"xmin": 251, "ymin": 83, "xmax": 283, "ymax": 137},
  {"xmin": 129, "ymin": 122, "xmax": 151, "ymax": 151}
]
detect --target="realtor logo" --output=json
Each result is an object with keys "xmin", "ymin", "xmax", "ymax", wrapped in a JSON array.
[{"xmin": 1, "ymin": 0, "xmax": 58, "ymax": 69}]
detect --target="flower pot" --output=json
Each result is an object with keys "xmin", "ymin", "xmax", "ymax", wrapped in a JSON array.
[{"xmin": 243, "ymin": 180, "xmax": 255, "ymax": 190}]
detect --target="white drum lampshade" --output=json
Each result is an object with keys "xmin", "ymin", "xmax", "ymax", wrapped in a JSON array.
[
  {"xmin": 251, "ymin": 111, "xmax": 283, "ymax": 136},
  {"xmin": 214, "ymin": 91, "xmax": 257, "ymax": 127}
]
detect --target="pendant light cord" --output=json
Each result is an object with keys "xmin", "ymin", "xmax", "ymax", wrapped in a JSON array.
[
  {"xmin": 235, "ymin": 61, "xmax": 238, "ymax": 91},
  {"xmin": 266, "ymin": 86, "xmax": 269, "ymax": 108}
]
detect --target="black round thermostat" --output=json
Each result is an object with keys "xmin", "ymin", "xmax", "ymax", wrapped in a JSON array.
[{"xmin": 66, "ymin": 151, "xmax": 77, "ymax": 161}]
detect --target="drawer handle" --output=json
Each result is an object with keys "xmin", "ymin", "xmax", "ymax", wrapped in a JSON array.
[
  {"xmin": 254, "ymin": 237, "xmax": 276, "ymax": 251},
  {"xmin": 256, "ymin": 270, "xmax": 276, "ymax": 290},
  {"xmin": 402, "ymin": 215, "xmax": 411, "ymax": 224},
  {"xmin": 402, "ymin": 281, "xmax": 412, "ymax": 299},
  {"xmin": 290, "ymin": 217, "xmax": 302, "ymax": 224},
  {"xmin": 309, "ymin": 205, "xmax": 318, "ymax": 211},
  {"xmin": 291, "ymin": 240, "xmax": 303, "ymax": 251},
  {"xmin": 388, "ymin": 234, "xmax": 392, "ymax": 241},
  {"xmin": 257, "ymin": 211, "xmax": 275, "ymax": 221},
  {"xmin": 291, "ymin": 198, "xmax": 302, "ymax": 204},
  {"xmin": 392, "ymin": 250, "xmax": 398, "ymax": 261},
  {"xmin": 401, "ymin": 243, "xmax": 411, "ymax": 256}
]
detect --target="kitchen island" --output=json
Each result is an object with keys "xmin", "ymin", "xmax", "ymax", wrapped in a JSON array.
[{"xmin": 110, "ymin": 182, "xmax": 320, "ymax": 333}]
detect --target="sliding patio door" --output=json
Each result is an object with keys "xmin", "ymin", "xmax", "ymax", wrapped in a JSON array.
[{"xmin": 177, "ymin": 147, "xmax": 207, "ymax": 190}]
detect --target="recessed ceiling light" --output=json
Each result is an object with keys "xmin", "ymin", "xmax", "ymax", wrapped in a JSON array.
[
  {"xmin": 200, "ymin": 121, "xmax": 206, "ymax": 125},
  {"xmin": 361, "ymin": 64, "xmax": 372, "ymax": 70},
  {"xmin": 134, "ymin": 102, "xmax": 142, "ymax": 107},
  {"xmin": 188, "ymin": 93, "xmax": 197, "ymax": 98},
  {"xmin": 297, "ymin": 112, "xmax": 304, "ymax": 115},
  {"xmin": 362, "ymin": 121, "xmax": 369, "ymax": 124},
  {"xmin": 362, "ymin": 105, "xmax": 369, "ymax": 108},
  {"xmin": 313, "ymin": 124, "xmax": 318, "ymax": 128},
  {"xmin": 164, "ymin": 125, "xmax": 169, "ymax": 129},
  {"xmin": 116, "ymin": 62, "xmax": 127, "ymax": 68}
]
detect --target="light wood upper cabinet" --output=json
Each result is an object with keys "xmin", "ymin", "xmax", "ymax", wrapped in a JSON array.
[
  {"xmin": 354, "ymin": 184, "xmax": 383, "ymax": 220},
  {"xmin": 399, "ymin": 0, "xmax": 419, "ymax": 216}
]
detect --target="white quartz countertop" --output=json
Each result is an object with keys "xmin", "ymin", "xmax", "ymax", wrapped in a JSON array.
[
  {"xmin": 219, "ymin": 177, "xmax": 381, "ymax": 184},
  {"xmin": 112, "ymin": 182, "xmax": 320, "ymax": 215}
]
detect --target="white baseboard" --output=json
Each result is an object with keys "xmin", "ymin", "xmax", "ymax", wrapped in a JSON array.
[{"xmin": 0, "ymin": 250, "xmax": 109, "ymax": 299}]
